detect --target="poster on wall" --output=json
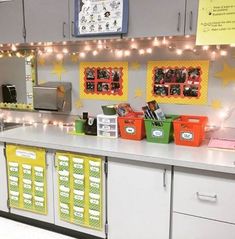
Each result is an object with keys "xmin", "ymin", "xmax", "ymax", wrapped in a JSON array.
[
  {"xmin": 196, "ymin": 0, "xmax": 235, "ymax": 45},
  {"xmin": 80, "ymin": 62, "xmax": 128, "ymax": 100},
  {"xmin": 146, "ymin": 61, "xmax": 209, "ymax": 105},
  {"xmin": 74, "ymin": 0, "xmax": 129, "ymax": 36}
]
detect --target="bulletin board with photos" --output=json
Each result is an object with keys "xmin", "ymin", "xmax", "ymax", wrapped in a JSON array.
[
  {"xmin": 74, "ymin": 0, "xmax": 129, "ymax": 36},
  {"xmin": 80, "ymin": 62, "xmax": 128, "ymax": 100},
  {"xmin": 146, "ymin": 61, "xmax": 209, "ymax": 105}
]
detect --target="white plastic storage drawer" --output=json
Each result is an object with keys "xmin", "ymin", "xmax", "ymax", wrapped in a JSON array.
[
  {"xmin": 172, "ymin": 213, "xmax": 235, "ymax": 239},
  {"xmin": 174, "ymin": 168, "xmax": 235, "ymax": 224}
]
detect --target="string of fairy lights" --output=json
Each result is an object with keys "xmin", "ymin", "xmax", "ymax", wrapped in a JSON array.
[
  {"xmin": 0, "ymin": 35, "xmax": 232, "ymax": 60},
  {"xmin": 0, "ymin": 35, "xmax": 234, "ymax": 129}
]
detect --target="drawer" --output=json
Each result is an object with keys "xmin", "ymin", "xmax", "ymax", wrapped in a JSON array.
[
  {"xmin": 174, "ymin": 169, "xmax": 235, "ymax": 223},
  {"xmin": 172, "ymin": 213, "xmax": 235, "ymax": 239}
]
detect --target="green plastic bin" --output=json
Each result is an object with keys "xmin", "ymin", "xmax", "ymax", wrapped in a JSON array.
[{"xmin": 144, "ymin": 115, "xmax": 178, "ymax": 144}]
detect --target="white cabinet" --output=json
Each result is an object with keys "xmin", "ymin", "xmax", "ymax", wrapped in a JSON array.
[
  {"xmin": 9, "ymin": 151, "xmax": 55, "ymax": 223},
  {"xmin": 108, "ymin": 158, "xmax": 171, "ymax": 239},
  {"xmin": 173, "ymin": 168, "xmax": 235, "ymax": 224},
  {"xmin": 0, "ymin": 143, "xmax": 9, "ymax": 212},
  {"xmin": 0, "ymin": 0, "xmax": 25, "ymax": 44},
  {"xmin": 173, "ymin": 167, "xmax": 235, "ymax": 239},
  {"xmin": 172, "ymin": 213, "xmax": 235, "ymax": 239},
  {"xmin": 126, "ymin": 0, "xmax": 186, "ymax": 38},
  {"xmin": 24, "ymin": 0, "xmax": 70, "ymax": 43},
  {"xmin": 185, "ymin": 0, "xmax": 199, "ymax": 35},
  {"xmin": 126, "ymin": 0, "xmax": 199, "ymax": 38}
]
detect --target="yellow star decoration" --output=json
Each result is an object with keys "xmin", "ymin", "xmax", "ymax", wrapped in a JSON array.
[
  {"xmin": 130, "ymin": 62, "xmax": 141, "ymax": 70},
  {"xmin": 211, "ymin": 100, "xmax": 222, "ymax": 110},
  {"xmin": 215, "ymin": 63, "xmax": 235, "ymax": 86},
  {"xmin": 75, "ymin": 99, "xmax": 83, "ymax": 109},
  {"xmin": 134, "ymin": 88, "xmax": 143, "ymax": 98},
  {"xmin": 38, "ymin": 57, "xmax": 46, "ymax": 66},
  {"xmin": 52, "ymin": 61, "xmax": 66, "ymax": 80},
  {"xmin": 70, "ymin": 54, "xmax": 79, "ymax": 63}
]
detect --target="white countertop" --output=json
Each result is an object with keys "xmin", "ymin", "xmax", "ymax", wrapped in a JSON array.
[{"xmin": 0, "ymin": 125, "xmax": 234, "ymax": 174}]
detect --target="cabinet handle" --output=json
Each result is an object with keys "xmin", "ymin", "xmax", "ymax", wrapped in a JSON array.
[
  {"xmin": 71, "ymin": 21, "xmax": 75, "ymax": 37},
  {"xmin": 62, "ymin": 22, "xmax": 66, "ymax": 38},
  {"xmin": 196, "ymin": 192, "xmax": 217, "ymax": 201},
  {"xmin": 177, "ymin": 12, "xmax": 181, "ymax": 32},
  {"xmin": 163, "ymin": 169, "xmax": 167, "ymax": 188},
  {"xmin": 189, "ymin": 11, "xmax": 193, "ymax": 31}
]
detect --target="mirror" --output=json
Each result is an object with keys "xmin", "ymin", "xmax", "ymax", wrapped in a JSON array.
[{"xmin": 0, "ymin": 50, "xmax": 36, "ymax": 110}]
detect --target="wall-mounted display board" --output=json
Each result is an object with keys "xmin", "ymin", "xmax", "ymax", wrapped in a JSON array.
[
  {"xmin": 80, "ymin": 62, "xmax": 128, "ymax": 100},
  {"xmin": 196, "ymin": 0, "xmax": 235, "ymax": 45},
  {"xmin": 6, "ymin": 144, "xmax": 47, "ymax": 215},
  {"xmin": 146, "ymin": 61, "xmax": 209, "ymax": 105},
  {"xmin": 74, "ymin": 0, "xmax": 129, "ymax": 36},
  {"xmin": 56, "ymin": 152, "xmax": 103, "ymax": 231}
]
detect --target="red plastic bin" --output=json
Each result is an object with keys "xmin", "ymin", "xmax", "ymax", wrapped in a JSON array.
[
  {"xmin": 173, "ymin": 115, "xmax": 208, "ymax": 147},
  {"xmin": 118, "ymin": 113, "xmax": 146, "ymax": 140}
]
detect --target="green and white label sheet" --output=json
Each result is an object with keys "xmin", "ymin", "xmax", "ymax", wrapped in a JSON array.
[
  {"xmin": 56, "ymin": 152, "xmax": 103, "ymax": 231},
  {"xmin": 6, "ymin": 144, "xmax": 47, "ymax": 214}
]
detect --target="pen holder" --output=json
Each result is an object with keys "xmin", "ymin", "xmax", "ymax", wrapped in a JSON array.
[{"xmin": 75, "ymin": 119, "xmax": 86, "ymax": 134}]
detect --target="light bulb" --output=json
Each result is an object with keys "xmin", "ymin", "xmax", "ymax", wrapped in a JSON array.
[
  {"xmin": 62, "ymin": 48, "xmax": 68, "ymax": 54},
  {"xmin": 79, "ymin": 52, "xmax": 86, "ymax": 58},
  {"xmin": 139, "ymin": 49, "xmax": 145, "ymax": 55},
  {"xmin": 153, "ymin": 37, "xmax": 160, "ymax": 46},
  {"xmin": 124, "ymin": 50, "xmax": 130, "ymax": 56},
  {"xmin": 56, "ymin": 53, "xmax": 63, "ymax": 60},
  {"xmin": 84, "ymin": 45, "xmax": 91, "ymax": 51},
  {"xmin": 202, "ymin": 45, "xmax": 209, "ymax": 51},
  {"xmin": 146, "ymin": 48, "xmax": 152, "ymax": 54},
  {"xmin": 11, "ymin": 44, "xmax": 17, "ymax": 51},
  {"xmin": 93, "ymin": 50, "xmax": 98, "ymax": 56},
  {"xmin": 220, "ymin": 50, "xmax": 227, "ymax": 56},
  {"xmin": 176, "ymin": 49, "xmax": 183, "ymax": 55}
]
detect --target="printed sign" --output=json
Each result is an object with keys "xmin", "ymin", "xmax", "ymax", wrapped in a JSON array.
[
  {"xmin": 196, "ymin": 0, "xmax": 235, "ymax": 45},
  {"xmin": 181, "ymin": 132, "xmax": 194, "ymax": 141},
  {"xmin": 75, "ymin": 0, "xmax": 128, "ymax": 36},
  {"xmin": 152, "ymin": 129, "xmax": 164, "ymax": 138}
]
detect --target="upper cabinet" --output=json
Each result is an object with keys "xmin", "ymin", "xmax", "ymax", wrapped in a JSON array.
[
  {"xmin": 0, "ymin": 0, "xmax": 25, "ymax": 44},
  {"xmin": 126, "ymin": 0, "xmax": 186, "ymax": 38},
  {"xmin": 185, "ymin": 0, "xmax": 199, "ymax": 35},
  {"xmin": 125, "ymin": 0, "xmax": 199, "ymax": 38},
  {"xmin": 24, "ymin": 0, "xmax": 70, "ymax": 43}
]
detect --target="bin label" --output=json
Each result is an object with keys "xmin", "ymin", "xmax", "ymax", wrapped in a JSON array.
[
  {"xmin": 152, "ymin": 129, "xmax": 164, "ymax": 138},
  {"xmin": 181, "ymin": 132, "xmax": 194, "ymax": 141},
  {"xmin": 125, "ymin": 126, "xmax": 136, "ymax": 135}
]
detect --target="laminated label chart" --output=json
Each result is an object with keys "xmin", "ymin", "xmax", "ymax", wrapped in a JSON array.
[
  {"xmin": 56, "ymin": 152, "xmax": 103, "ymax": 231},
  {"xmin": 6, "ymin": 144, "xmax": 47, "ymax": 214},
  {"xmin": 196, "ymin": 0, "xmax": 235, "ymax": 45}
]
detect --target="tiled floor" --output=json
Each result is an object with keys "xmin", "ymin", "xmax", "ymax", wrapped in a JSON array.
[{"xmin": 0, "ymin": 217, "xmax": 75, "ymax": 239}]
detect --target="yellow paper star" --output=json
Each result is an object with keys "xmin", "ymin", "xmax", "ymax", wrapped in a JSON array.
[
  {"xmin": 134, "ymin": 88, "xmax": 143, "ymax": 98},
  {"xmin": 215, "ymin": 63, "xmax": 235, "ymax": 86},
  {"xmin": 70, "ymin": 54, "xmax": 79, "ymax": 63},
  {"xmin": 130, "ymin": 62, "xmax": 141, "ymax": 70},
  {"xmin": 211, "ymin": 100, "xmax": 222, "ymax": 110},
  {"xmin": 52, "ymin": 61, "xmax": 66, "ymax": 80},
  {"xmin": 75, "ymin": 99, "xmax": 83, "ymax": 109},
  {"xmin": 38, "ymin": 57, "xmax": 46, "ymax": 66}
]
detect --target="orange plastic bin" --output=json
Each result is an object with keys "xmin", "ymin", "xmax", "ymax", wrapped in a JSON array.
[
  {"xmin": 118, "ymin": 113, "xmax": 146, "ymax": 140},
  {"xmin": 173, "ymin": 115, "xmax": 208, "ymax": 147}
]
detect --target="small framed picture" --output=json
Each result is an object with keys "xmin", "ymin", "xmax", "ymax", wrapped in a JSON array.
[{"xmin": 74, "ymin": 0, "xmax": 129, "ymax": 37}]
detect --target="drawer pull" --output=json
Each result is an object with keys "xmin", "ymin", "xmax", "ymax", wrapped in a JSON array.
[{"xmin": 196, "ymin": 192, "xmax": 217, "ymax": 202}]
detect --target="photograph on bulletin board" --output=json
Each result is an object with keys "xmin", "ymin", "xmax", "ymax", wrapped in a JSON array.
[
  {"xmin": 74, "ymin": 0, "xmax": 129, "ymax": 36},
  {"xmin": 80, "ymin": 62, "xmax": 128, "ymax": 100},
  {"xmin": 146, "ymin": 61, "xmax": 209, "ymax": 105}
]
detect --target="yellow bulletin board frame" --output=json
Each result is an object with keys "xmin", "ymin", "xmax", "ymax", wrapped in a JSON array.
[
  {"xmin": 80, "ymin": 62, "xmax": 128, "ymax": 101},
  {"xmin": 146, "ymin": 60, "xmax": 209, "ymax": 105},
  {"xmin": 196, "ymin": 0, "xmax": 235, "ymax": 45}
]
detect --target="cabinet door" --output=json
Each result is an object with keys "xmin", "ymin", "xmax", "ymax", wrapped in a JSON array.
[
  {"xmin": 108, "ymin": 158, "xmax": 171, "ymax": 239},
  {"xmin": 0, "ymin": 143, "xmax": 9, "ymax": 212},
  {"xmin": 185, "ymin": 0, "xmax": 199, "ymax": 35},
  {"xmin": 0, "ymin": 0, "xmax": 24, "ymax": 44},
  {"xmin": 24, "ymin": 0, "xmax": 70, "ymax": 43},
  {"xmin": 172, "ymin": 213, "xmax": 235, "ymax": 239},
  {"xmin": 126, "ymin": 0, "xmax": 186, "ymax": 38},
  {"xmin": 10, "ymin": 151, "xmax": 55, "ymax": 223}
]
